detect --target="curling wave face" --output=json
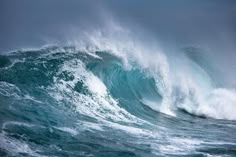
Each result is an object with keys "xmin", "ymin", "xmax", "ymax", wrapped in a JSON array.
[{"xmin": 0, "ymin": 32, "xmax": 236, "ymax": 156}]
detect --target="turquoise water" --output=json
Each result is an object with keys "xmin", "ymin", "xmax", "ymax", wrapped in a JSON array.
[{"xmin": 0, "ymin": 46, "xmax": 236, "ymax": 157}]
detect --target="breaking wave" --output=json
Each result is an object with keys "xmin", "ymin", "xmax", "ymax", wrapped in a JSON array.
[{"xmin": 0, "ymin": 28, "xmax": 236, "ymax": 156}]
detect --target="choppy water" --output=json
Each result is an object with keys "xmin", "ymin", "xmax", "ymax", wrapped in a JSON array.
[{"xmin": 0, "ymin": 41, "xmax": 236, "ymax": 157}]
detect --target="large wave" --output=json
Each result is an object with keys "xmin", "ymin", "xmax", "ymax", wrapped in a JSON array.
[
  {"xmin": 1, "ymin": 27, "xmax": 236, "ymax": 122},
  {"xmin": 1, "ymin": 28, "xmax": 236, "ymax": 156}
]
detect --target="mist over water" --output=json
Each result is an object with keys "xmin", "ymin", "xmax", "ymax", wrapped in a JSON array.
[{"xmin": 1, "ymin": 0, "xmax": 236, "ymax": 156}]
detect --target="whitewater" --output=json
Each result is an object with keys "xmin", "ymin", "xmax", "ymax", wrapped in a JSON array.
[{"xmin": 0, "ymin": 26, "xmax": 236, "ymax": 157}]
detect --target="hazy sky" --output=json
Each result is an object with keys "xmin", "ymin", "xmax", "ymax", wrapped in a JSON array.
[{"xmin": 1, "ymin": 0, "xmax": 236, "ymax": 51}]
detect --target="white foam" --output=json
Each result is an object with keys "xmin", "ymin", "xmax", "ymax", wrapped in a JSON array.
[
  {"xmin": 54, "ymin": 127, "xmax": 78, "ymax": 136},
  {"xmin": 2, "ymin": 121, "xmax": 41, "ymax": 130},
  {"xmin": 197, "ymin": 88, "xmax": 236, "ymax": 120},
  {"xmin": 24, "ymin": 94, "xmax": 43, "ymax": 104},
  {"xmin": 49, "ymin": 59, "xmax": 144, "ymax": 125},
  {"xmin": 159, "ymin": 137, "xmax": 202, "ymax": 155},
  {"xmin": 77, "ymin": 121, "xmax": 104, "ymax": 132},
  {"xmin": 0, "ymin": 134, "xmax": 45, "ymax": 157},
  {"xmin": 171, "ymin": 64, "xmax": 236, "ymax": 120},
  {"xmin": 0, "ymin": 81, "xmax": 21, "ymax": 98},
  {"xmin": 86, "ymin": 73, "xmax": 107, "ymax": 96}
]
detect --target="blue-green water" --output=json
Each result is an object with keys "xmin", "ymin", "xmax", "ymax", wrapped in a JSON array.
[{"xmin": 0, "ymin": 46, "xmax": 236, "ymax": 157}]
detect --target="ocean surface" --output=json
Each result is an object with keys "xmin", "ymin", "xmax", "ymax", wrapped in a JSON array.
[{"xmin": 0, "ymin": 34, "xmax": 236, "ymax": 156}]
